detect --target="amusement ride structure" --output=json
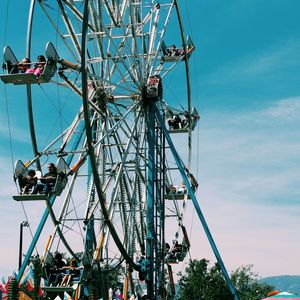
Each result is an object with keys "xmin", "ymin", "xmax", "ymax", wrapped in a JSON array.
[{"xmin": 1, "ymin": 0, "xmax": 238, "ymax": 299}]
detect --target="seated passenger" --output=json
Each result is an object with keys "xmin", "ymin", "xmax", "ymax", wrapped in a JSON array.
[
  {"xmin": 165, "ymin": 243, "xmax": 170, "ymax": 256},
  {"xmin": 32, "ymin": 163, "xmax": 58, "ymax": 195},
  {"xmin": 17, "ymin": 174, "xmax": 28, "ymax": 191},
  {"xmin": 60, "ymin": 259, "xmax": 80, "ymax": 287},
  {"xmin": 181, "ymin": 111, "xmax": 190, "ymax": 128},
  {"xmin": 10, "ymin": 57, "xmax": 31, "ymax": 74},
  {"xmin": 177, "ymin": 44, "xmax": 194, "ymax": 56},
  {"xmin": 170, "ymin": 185, "xmax": 178, "ymax": 194},
  {"xmin": 47, "ymin": 252, "xmax": 67, "ymax": 286},
  {"xmin": 22, "ymin": 169, "xmax": 38, "ymax": 195},
  {"xmin": 168, "ymin": 182, "xmax": 187, "ymax": 195},
  {"xmin": 167, "ymin": 113, "xmax": 181, "ymax": 130},
  {"xmin": 166, "ymin": 45, "xmax": 174, "ymax": 56},
  {"xmin": 182, "ymin": 111, "xmax": 200, "ymax": 130},
  {"xmin": 169, "ymin": 45, "xmax": 178, "ymax": 57},
  {"xmin": 176, "ymin": 48, "xmax": 184, "ymax": 56},
  {"xmin": 26, "ymin": 55, "xmax": 46, "ymax": 78},
  {"xmin": 176, "ymin": 184, "xmax": 186, "ymax": 194},
  {"xmin": 173, "ymin": 241, "xmax": 183, "ymax": 253}
]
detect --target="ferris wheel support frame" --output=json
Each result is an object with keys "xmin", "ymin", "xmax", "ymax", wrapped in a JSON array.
[
  {"xmin": 145, "ymin": 98, "xmax": 156, "ymax": 299},
  {"xmin": 81, "ymin": 0, "xmax": 139, "ymax": 272},
  {"xmin": 155, "ymin": 110, "xmax": 240, "ymax": 300}
]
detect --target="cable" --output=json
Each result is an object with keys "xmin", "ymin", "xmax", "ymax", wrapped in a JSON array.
[
  {"xmin": 4, "ymin": 85, "xmax": 15, "ymax": 175},
  {"xmin": 2, "ymin": 0, "xmax": 40, "ymax": 262},
  {"xmin": 183, "ymin": 0, "xmax": 201, "ymax": 260},
  {"xmin": 2, "ymin": 0, "xmax": 10, "ymax": 46}
]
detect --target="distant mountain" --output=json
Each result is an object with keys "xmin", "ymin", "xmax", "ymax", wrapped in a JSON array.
[{"xmin": 259, "ymin": 275, "xmax": 300, "ymax": 296}]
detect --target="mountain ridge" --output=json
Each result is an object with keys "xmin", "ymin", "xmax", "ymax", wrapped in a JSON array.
[{"xmin": 260, "ymin": 275, "xmax": 300, "ymax": 296}]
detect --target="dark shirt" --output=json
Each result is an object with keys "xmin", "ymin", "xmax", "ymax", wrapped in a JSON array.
[
  {"xmin": 54, "ymin": 259, "xmax": 66, "ymax": 269},
  {"xmin": 41, "ymin": 170, "xmax": 58, "ymax": 184}
]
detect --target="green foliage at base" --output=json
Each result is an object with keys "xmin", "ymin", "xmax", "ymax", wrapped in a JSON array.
[
  {"xmin": 231, "ymin": 265, "xmax": 274, "ymax": 300},
  {"xmin": 177, "ymin": 259, "xmax": 274, "ymax": 300}
]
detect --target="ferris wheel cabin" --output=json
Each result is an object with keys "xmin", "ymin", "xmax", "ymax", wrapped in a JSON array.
[
  {"xmin": 12, "ymin": 159, "xmax": 68, "ymax": 201},
  {"xmin": 165, "ymin": 226, "xmax": 190, "ymax": 264},
  {"xmin": 160, "ymin": 35, "xmax": 195, "ymax": 62},
  {"xmin": 0, "ymin": 42, "xmax": 58, "ymax": 85},
  {"xmin": 166, "ymin": 106, "xmax": 200, "ymax": 133}
]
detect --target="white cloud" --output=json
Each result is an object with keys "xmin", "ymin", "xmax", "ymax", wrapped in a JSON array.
[
  {"xmin": 178, "ymin": 97, "xmax": 300, "ymax": 277},
  {"xmin": 196, "ymin": 97, "xmax": 300, "ymax": 205},
  {"xmin": 261, "ymin": 97, "xmax": 300, "ymax": 120},
  {"xmin": 203, "ymin": 38, "xmax": 300, "ymax": 86}
]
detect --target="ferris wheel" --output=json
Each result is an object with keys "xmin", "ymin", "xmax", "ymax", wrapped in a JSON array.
[{"xmin": 1, "ymin": 1, "xmax": 238, "ymax": 299}]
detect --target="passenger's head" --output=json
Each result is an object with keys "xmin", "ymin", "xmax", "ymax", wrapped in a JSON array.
[
  {"xmin": 69, "ymin": 259, "xmax": 77, "ymax": 267},
  {"xmin": 54, "ymin": 252, "xmax": 63, "ymax": 261},
  {"xmin": 21, "ymin": 57, "xmax": 30, "ymax": 64},
  {"xmin": 37, "ymin": 55, "xmax": 46, "ymax": 62},
  {"xmin": 47, "ymin": 163, "xmax": 56, "ymax": 171},
  {"xmin": 28, "ymin": 169, "xmax": 36, "ymax": 177}
]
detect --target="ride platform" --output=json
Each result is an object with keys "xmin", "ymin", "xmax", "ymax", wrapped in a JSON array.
[
  {"xmin": 13, "ymin": 194, "xmax": 49, "ymax": 201},
  {"xmin": 0, "ymin": 73, "xmax": 52, "ymax": 85},
  {"xmin": 162, "ymin": 55, "xmax": 186, "ymax": 62},
  {"xmin": 165, "ymin": 193, "xmax": 191, "ymax": 200},
  {"xmin": 168, "ymin": 128, "xmax": 189, "ymax": 134}
]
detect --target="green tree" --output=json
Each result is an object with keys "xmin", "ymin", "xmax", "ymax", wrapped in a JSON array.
[
  {"xmin": 178, "ymin": 259, "xmax": 231, "ymax": 300},
  {"xmin": 178, "ymin": 259, "xmax": 274, "ymax": 300},
  {"xmin": 231, "ymin": 265, "xmax": 274, "ymax": 300}
]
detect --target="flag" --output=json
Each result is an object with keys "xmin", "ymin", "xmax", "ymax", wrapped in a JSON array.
[
  {"xmin": 39, "ymin": 277, "xmax": 45, "ymax": 297},
  {"xmin": 26, "ymin": 281, "xmax": 34, "ymax": 292},
  {"xmin": 26, "ymin": 268, "xmax": 35, "ymax": 292}
]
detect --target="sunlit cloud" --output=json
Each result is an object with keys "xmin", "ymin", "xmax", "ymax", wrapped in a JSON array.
[{"xmin": 203, "ymin": 38, "xmax": 300, "ymax": 87}]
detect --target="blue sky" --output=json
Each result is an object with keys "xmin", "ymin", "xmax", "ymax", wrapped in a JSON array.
[{"xmin": 0, "ymin": 0, "xmax": 300, "ymax": 280}]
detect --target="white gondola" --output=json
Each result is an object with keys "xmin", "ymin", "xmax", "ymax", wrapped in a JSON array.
[
  {"xmin": 165, "ymin": 188, "xmax": 191, "ymax": 200},
  {"xmin": 13, "ymin": 158, "xmax": 68, "ymax": 201},
  {"xmin": 160, "ymin": 35, "xmax": 195, "ymax": 62},
  {"xmin": 13, "ymin": 160, "xmax": 47, "ymax": 201},
  {"xmin": 167, "ymin": 106, "xmax": 200, "ymax": 133},
  {"xmin": 165, "ymin": 226, "xmax": 190, "ymax": 264},
  {"xmin": 0, "ymin": 42, "xmax": 58, "ymax": 85},
  {"xmin": 165, "ymin": 169, "xmax": 198, "ymax": 200}
]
